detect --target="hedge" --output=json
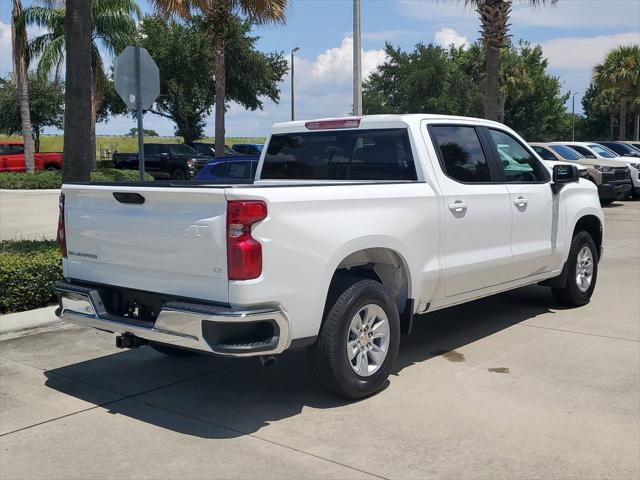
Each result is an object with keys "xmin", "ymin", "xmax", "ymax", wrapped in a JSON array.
[
  {"xmin": 0, "ymin": 240, "xmax": 63, "ymax": 314},
  {"xmin": 0, "ymin": 169, "xmax": 153, "ymax": 189}
]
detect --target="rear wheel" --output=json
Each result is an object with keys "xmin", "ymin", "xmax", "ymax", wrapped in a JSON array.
[
  {"xmin": 552, "ymin": 231, "xmax": 598, "ymax": 306},
  {"xmin": 600, "ymin": 198, "xmax": 614, "ymax": 206},
  {"xmin": 171, "ymin": 169, "xmax": 186, "ymax": 180},
  {"xmin": 149, "ymin": 342, "xmax": 198, "ymax": 357},
  {"xmin": 307, "ymin": 279, "xmax": 400, "ymax": 399}
]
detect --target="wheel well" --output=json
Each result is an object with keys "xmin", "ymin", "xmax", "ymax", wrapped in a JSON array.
[
  {"xmin": 574, "ymin": 215, "xmax": 602, "ymax": 258},
  {"xmin": 326, "ymin": 248, "xmax": 411, "ymax": 318},
  {"xmin": 44, "ymin": 163, "xmax": 60, "ymax": 170}
]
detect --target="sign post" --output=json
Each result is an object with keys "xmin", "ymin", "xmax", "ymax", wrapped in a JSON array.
[{"xmin": 114, "ymin": 46, "xmax": 160, "ymax": 180}]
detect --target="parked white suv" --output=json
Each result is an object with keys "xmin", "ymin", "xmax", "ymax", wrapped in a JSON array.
[{"xmin": 55, "ymin": 115, "xmax": 604, "ymax": 398}]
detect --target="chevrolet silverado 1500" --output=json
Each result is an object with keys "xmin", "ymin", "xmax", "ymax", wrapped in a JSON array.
[{"xmin": 55, "ymin": 115, "xmax": 604, "ymax": 398}]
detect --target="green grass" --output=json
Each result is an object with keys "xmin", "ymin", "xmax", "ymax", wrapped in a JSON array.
[{"xmin": 0, "ymin": 135, "xmax": 266, "ymax": 161}]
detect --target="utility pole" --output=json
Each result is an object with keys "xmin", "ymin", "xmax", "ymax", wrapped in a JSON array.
[
  {"xmin": 353, "ymin": 0, "xmax": 362, "ymax": 116},
  {"xmin": 291, "ymin": 47, "xmax": 299, "ymax": 121},
  {"xmin": 572, "ymin": 91, "xmax": 579, "ymax": 142}
]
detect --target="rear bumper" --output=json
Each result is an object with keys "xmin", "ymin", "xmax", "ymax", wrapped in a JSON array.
[{"xmin": 54, "ymin": 280, "xmax": 290, "ymax": 357}]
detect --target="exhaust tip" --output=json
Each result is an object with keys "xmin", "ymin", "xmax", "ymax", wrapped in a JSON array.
[{"xmin": 259, "ymin": 355, "xmax": 278, "ymax": 368}]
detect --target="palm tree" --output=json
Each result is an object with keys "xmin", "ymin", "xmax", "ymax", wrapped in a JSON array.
[
  {"xmin": 151, "ymin": 0, "xmax": 287, "ymax": 157},
  {"xmin": 594, "ymin": 45, "xmax": 640, "ymax": 140},
  {"xmin": 11, "ymin": 0, "xmax": 35, "ymax": 173},
  {"xmin": 61, "ymin": 0, "xmax": 92, "ymax": 181},
  {"xmin": 24, "ymin": 0, "xmax": 139, "ymax": 166},
  {"xmin": 594, "ymin": 88, "xmax": 620, "ymax": 141},
  {"xmin": 461, "ymin": 0, "xmax": 557, "ymax": 121}
]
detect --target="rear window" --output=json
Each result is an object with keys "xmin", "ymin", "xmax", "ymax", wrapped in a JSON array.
[{"xmin": 260, "ymin": 128, "xmax": 417, "ymax": 181}]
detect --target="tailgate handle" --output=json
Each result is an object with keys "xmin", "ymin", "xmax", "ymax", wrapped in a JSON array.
[{"xmin": 113, "ymin": 192, "xmax": 145, "ymax": 204}]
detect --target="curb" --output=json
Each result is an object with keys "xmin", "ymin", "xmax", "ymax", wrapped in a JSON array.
[
  {"xmin": 0, "ymin": 189, "xmax": 61, "ymax": 195},
  {"xmin": 0, "ymin": 306, "xmax": 60, "ymax": 334}
]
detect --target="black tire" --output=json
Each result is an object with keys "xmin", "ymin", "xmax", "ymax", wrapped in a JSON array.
[
  {"xmin": 552, "ymin": 231, "xmax": 598, "ymax": 306},
  {"xmin": 171, "ymin": 169, "xmax": 186, "ymax": 180},
  {"xmin": 307, "ymin": 279, "xmax": 400, "ymax": 399},
  {"xmin": 149, "ymin": 342, "xmax": 198, "ymax": 357},
  {"xmin": 600, "ymin": 198, "xmax": 614, "ymax": 206}
]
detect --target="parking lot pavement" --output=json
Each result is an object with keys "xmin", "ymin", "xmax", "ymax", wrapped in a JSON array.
[{"xmin": 1, "ymin": 201, "xmax": 638, "ymax": 480}]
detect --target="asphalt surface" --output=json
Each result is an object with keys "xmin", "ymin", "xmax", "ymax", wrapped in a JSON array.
[{"xmin": 1, "ymin": 201, "xmax": 638, "ymax": 480}]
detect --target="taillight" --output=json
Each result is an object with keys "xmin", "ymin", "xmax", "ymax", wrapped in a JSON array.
[
  {"xmin": 227, "ymin": 200, "xmax": 267, "ymax": 280},
  {"xmin": 57, "ymin": 193, "xmax": 67, "ymax": 258}
]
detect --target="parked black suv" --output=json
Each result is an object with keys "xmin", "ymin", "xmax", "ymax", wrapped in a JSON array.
[{"xmin": 113, "ymin": 144, "xmax": 210, "ymax": 180}]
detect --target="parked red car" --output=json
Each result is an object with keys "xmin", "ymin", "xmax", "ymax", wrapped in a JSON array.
[{"xmin": 0, "ymin": 141, "xmax": 63, "ymax": 172}]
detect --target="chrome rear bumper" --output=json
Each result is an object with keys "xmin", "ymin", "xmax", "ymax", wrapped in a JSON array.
[{"xmin": 54, "ymin": 281, "xmax": 290, "ymax": 357}]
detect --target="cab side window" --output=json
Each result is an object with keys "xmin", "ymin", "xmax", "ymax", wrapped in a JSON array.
[
  {"xmin": 430, "ymin": 126, "xmax": 492, "ymax": 183},
  {"xmin": 489, "ymin": 130, "xmax": 548, "ymax": 183}
]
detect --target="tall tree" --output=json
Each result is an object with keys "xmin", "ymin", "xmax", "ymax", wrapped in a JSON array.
[
  {"xmin": 62, "ymin": 0, "xmax": 92, "ymax": 182},
  {"xmin": 0, "ymin": 75, "xmax": 65, "ymax": 152},
  {"xmin": 11, "ymin": 0, "xmax": 35, "ymax": 173},
  {"xmin": 138, "ymin": 15, "xmax": 286, "ymax": 144},
  {"xmin": 150, "ymin": 0, "xmax": 287, "ymax": 157},
  {"xmin": 594, "ymin": 45, "xmax": 640, "ymax": 140},
  {"xmin": 24, "ymin": 0, "xmax": 139, "ymax": 166},
  {"xmin": 460, "ymin": 0, "xmax": 557, "ymax": 121}
]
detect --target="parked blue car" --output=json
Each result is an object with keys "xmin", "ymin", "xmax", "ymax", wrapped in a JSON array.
[{"xmin": 193, "ymin": 155, "xmax": 259, "ymax": 181}]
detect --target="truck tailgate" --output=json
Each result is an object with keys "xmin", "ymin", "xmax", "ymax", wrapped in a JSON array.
[{"xmin": 62, "ymin": 184, "xmax": 229, "ymax": 303}]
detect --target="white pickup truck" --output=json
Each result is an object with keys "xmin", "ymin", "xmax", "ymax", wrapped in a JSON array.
[{"xmin": 55, "ymin": 115, "xmax": 604, "ymax": 398}]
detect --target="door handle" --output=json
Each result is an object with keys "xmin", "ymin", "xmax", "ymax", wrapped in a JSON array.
[
  {"xmin": 448, "ymin": 201, "xmax": 468, "ymax": 213},
  {"xmin": 514, "ymin": 196, "xmax": 528, "ymax": 207}
]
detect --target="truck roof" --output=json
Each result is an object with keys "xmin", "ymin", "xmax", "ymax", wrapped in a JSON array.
[{"xmin": 271, "ymin": 114, "xmax": 506, "ymax": 134}]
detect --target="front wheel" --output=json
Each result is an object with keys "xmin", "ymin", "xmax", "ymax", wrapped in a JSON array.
[
  {"xmin": 307, "ymin": 279, "xmax": 400, "ymax": 399},
  {"xmin": 171, "ymin": 169, "xmax": 186, "ymax": 180},
  {"xmin": 552, "ymin": 231, "xmax": 598, "ymax": 306}
]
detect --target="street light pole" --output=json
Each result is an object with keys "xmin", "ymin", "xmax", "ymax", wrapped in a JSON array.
[
  {"xmin": 572, "ymin": 91, "xmax": 579, "ymax": 141},
  {"xmin": 290, "ymin": 47, "xmax": 299, "ymax": 121},
  {"xmin": 353, "ymin": 0, "xmax": 362, "ymax": 116}
]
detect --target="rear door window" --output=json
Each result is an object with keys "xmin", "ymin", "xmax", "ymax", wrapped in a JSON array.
[
  {"xmin": 261, "ymin": 128, "xmax": 417, "ymax": 181},
  {"xmin": 430, "ymin": 126, "xmax": 492, "ymax": 183}
]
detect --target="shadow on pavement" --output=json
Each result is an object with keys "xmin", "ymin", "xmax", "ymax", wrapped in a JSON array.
[{"xmin": 44, "ymin": 284, "xmax": 561, "ymax": 439}]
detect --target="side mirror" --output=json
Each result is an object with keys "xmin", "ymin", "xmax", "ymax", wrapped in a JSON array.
[{"xmin": 553, "ymin": 164, "xmax": 579, "ymax": 184}]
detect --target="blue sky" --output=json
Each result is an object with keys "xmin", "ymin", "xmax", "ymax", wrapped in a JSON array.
[{"xmin": 1, "ymin": 0, "xmax": 639, "ymax": 138}]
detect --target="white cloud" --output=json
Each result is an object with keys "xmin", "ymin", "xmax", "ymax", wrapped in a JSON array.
[
  {"xmin": 311, "ymin": 36, "xmax": 386, "ymax": 84},
  {"xmin": 434, "ymin": 27, "xmax": 470, "ymax": 49},
  {"xmin": 540, "ymin": 32, "xmax": 640, "ymax": 71}
]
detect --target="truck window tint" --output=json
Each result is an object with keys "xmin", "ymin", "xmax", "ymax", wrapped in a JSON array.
[
  {"xmin": 568, "ymin": 145, "xmax": 596, "ymax": 159},
  {"xmin": 211, "ymin": 162, "xmax": 228, "ymax": 177},
  {"xmin": 549, "ymin": 145, "xmax": 583, "ymax": 160},
  {"xmin": 430, "ymin": 126, "xmax": 491, "ymax": 183},
  {"xmin": 261, "ymin": 128, "xmax": 417, "ymax": 181},
  {"xmin": 227, "ymin": 161, "xmax": 252, "ymax": 179},
  {"xmin": 489, "ymin": 129, "xmax": 547, "ymax": 182},
  {"xmin": 533, "ymin": 146, "xmax": 556, "ymax": 161}
]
